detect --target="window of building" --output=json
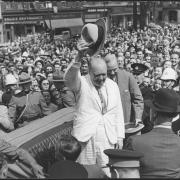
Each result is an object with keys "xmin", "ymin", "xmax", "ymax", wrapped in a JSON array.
[
  {"xmin": 158, "ymin": 11, "xmax": 163, "ymax": 21},
  {"xmin": 169, "ymin": 10, "xmax": 177, "ymax": 22}
]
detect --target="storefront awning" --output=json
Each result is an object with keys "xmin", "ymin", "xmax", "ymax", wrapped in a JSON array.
[
  {"xmin": 45, "ymin": 18, "xmax": 83, "ymax": 29},
  {"xmin": 85, "ymin": 19, "xmax": 98, "ymax": 23},
  {"xmin": 4, "ymin": 21, "xmax": 37, "ymax": 25}
]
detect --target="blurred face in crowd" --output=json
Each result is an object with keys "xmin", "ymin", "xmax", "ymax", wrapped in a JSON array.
[
  {"xmin": 46, "ymin": 66, "xmax": 53, "ymax": 73},
  {"xmin": 31, "ymin": 79, "xmax": 39, "ymax": 91},
  {"xmin": 80, "ymin": 62, "xmax": 89, "ymax": 76},
  {"xmin": 89, "ymin": 58, "xmax": 107, "ymax": 89},
  {"xmin": 117, "ymin": 56, "xmax": 124, "ymax": 69},
  {"xmin": 61, "ymin": 60, "xmax": 67, "ymax": 70},
  {"xmin": 129, "ymin": 47, "xmax": 135, "ymax": 53},
  {"xmin": 145, "ymin": 56, "xmax": 151, "ymax": 63},
  {"xmin": 171, "ymin": 53, "xmax": 179, "ymax": 67},
  {"xmin": 47, "ymin": 73, "xmax": 53, "ymax": 81},
  {"xmin": 162, "ymin": 79, "xmax": 175, "ymax": 89},
  {"xmin": 7, "ymin": 83, "xmax": 18, "ymax": 92},
  {"xmin": 163, "ymin": 60, "xmax": 172, "ymax": 69},
  {"xmin": 21, "ymin": 82, "xmax": 32, "ymax": 93},
  {"xmin": 164, "ymin": 56, "xmax": 170, "ymax": 61},
  {"xmin": 154, "ymin": 67, "xmax": 162, "ymax": 78},
  {"xmin": 9, "ymin": 65, "xmax": 15, "ymax": 72},
  {"xmin": 1, "ymin": 67, "xmax": 7, "ymax": 76},
  {"xmin": 137, "ymin": 51, "xmax": 143, "ymax": 60},
  {"xmin": 55, "ymin": 64, "xmax": 60, "ymax": 71},
  {"xmin": 142, "ymin": 77, "xmax": 151, "ymax": 87},
  {"xmin": 129, "ymin": 56, "xmax": 136, "ymax": 64},
  {"xmin": 42, "ymin": 91, "xmax": 51, "ymax": 105},
  {"xmin": 36, "ymin": 62, "xmax": 43, "ymax": 69},
  {"xmin": 52, "ymin": 90, "xmax": 62, "ymax": 105},
  {"xmin": 41, "ymin": 79, "xmax": 49, "ymax": 91},
  {"xmin": 153, "ymin": 79, "xmax": 162, "ymax": 91},
  {"xmin": 125, "ymin": 51, "xmax": 131, "ymax": 58}
]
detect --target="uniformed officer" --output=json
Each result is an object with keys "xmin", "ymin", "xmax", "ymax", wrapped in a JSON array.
[
  {"xmin": 104, "ymin": 149, "xmax": 143, "ymax": 178},
  {"xmin": 52, "ymin": 70, "xmax": 76, "ymax": 109},
  {"xmin": 8, "ymin": 72, "xmax": 51, "ymax": 129},
  {"xmin": 131, "ymin": 63, "xmax": 149, "ymax": 85}
]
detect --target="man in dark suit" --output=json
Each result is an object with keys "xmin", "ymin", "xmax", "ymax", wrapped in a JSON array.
[
  {"xmin": 125, "ymin": 88, "xmax": 180, "ymax": 178},
  {"xmin": 105, "ymin": 54, "xmax": 144, "ymax": 125}
]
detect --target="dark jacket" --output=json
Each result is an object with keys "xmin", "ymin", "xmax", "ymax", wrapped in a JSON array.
[
  {"xmin": 8, "ymin": 90, "xmax": 51, "ymax": 126},
  {"xmin": 116, "ymin": 69, "xmax": 144, "ymax": 123},
  {"xmin": 125, "ymin": 127, "xmax": 180, "ymax": 178}
]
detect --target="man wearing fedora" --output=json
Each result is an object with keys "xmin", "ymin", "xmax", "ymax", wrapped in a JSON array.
[
  {"xmin": 125, "ymin": 88, "xmax": 180, "ymax": 178},
  {"xmin": 64, "ymin": 18, "xmax": 125, "ymax": 177},
  {"xmin": 52, "ymin": 69, "xmax": 76, "ymax": 109},
  {"xmin": 8, "ymin": 72, "xmax": 51, "ymax": 129},
  {"xmin": 104, "ymin": 54, "xmax": 144, "ymax": 126}
]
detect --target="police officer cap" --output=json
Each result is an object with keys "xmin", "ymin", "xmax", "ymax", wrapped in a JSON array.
[
  {"xmin": 104, "ymin": 149, "xmax": 143, "ymax": 168},
  {"xmin": 131, "ymin": 63, "xmax": 149, "ymax": 75}
]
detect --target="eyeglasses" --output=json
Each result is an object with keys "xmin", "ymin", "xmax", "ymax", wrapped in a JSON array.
[{"xmin": 42, "ymin": 83, "xmax": 49, "ymax": 85}]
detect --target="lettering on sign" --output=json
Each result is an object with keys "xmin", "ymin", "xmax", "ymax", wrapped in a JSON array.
[
  {"xmin": 87, "ymin": 8, "xmax": 108, "ymax": 12},
  {"xmin": 4, "ymin": 16, "xmax": 43, "ymax": 22}
]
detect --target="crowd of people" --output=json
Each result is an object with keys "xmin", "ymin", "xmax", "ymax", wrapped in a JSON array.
[{"xmin": 0, "ymin": 18, "xmax": 180, "ymax": 178}]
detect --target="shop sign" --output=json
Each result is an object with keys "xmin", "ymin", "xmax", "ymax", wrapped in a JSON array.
[
  {"xmin": 87, "ymin": 8, "xmax": 108, "ymax": 12},
  {"xmin": 51, "ymin": 13, "xmax": 81, "ymax": 19},
  {"xmin": 4, "ymin": 16, "xmax": 43, "ymax": 22}
]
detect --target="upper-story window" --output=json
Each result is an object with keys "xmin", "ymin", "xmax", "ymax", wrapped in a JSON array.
[{"xmin": 169, "ymin": 10, "xmax": 177, "ymax": 22}]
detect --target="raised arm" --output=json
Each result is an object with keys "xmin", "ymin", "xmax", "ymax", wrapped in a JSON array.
[{"xmin": 64, "ymin": 39, "xmax": 90, "ymax": 93}]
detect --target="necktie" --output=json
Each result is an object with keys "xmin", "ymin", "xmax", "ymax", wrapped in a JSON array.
[{"xmin": 97, "ymin": 88, "xmax": 107, "ymax": 115}]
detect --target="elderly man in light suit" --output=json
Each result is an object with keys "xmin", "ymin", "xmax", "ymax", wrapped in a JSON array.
[{"xmin": 64, "ymin": 48, "xmax": 125, "ymax": 176}]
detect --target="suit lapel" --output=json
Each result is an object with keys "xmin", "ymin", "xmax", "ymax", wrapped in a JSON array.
[{"xmin": 85, "ymin": 75, "xmax": 102, "ymax": 111}]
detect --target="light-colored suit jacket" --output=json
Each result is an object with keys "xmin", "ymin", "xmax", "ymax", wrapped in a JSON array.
[{"xmin": 65, "ymin": 62, "xmax": 125, "ymax": 144}]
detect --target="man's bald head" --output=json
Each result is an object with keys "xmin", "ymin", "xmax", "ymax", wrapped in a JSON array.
[
  {"xmin": 89, "ymin": 57, "xmax": 107, "ymax": 73},
  {"xmin": 104, "ymin": 54, "xmax": 118, "ymax": 70},
  {"xmin": 89, "ymin": 57, "xmax": 107, "ymax": 88},
  {"xmin": 104, "ymin": 54, "xmax": 119, "ymax": 81}
]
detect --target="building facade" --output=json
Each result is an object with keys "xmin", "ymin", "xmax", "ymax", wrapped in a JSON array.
[
  {"xmin": 154, "ymin": 1, "xmax": 180, "ymax": 25},
  {"xmin": 83, "ymin": 1, "xmax": 141, "ymax": 30},
  {"xmin": 1, "ymin": 1, "xmax": 85, "ymax": 43},
  {"xmin": 1, "ymin": 1, "xmax": 153, "ymax": 43}
]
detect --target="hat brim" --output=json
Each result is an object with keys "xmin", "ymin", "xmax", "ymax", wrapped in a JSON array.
[
  {"xmin": 125, "ymin": 123, "xmax": 144, "ymax": 134},
  {"xmin": 146, "ymin": 99, "xmax": 180, "ymax": 113},
  {"xmin": 18, "ymin": 80, "xmax": 32, "ymax": 84},
  {"xmin": 82, "ymin": 18, "xmax": 107, "ymax": 57}
]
